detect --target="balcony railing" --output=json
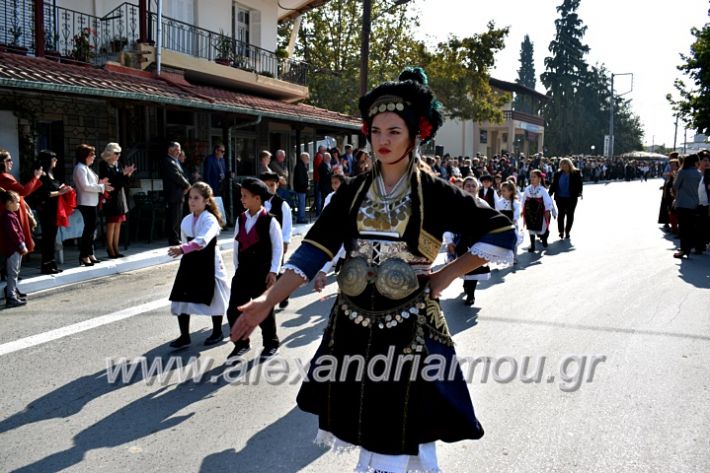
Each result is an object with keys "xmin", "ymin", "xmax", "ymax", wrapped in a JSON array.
[
  {"xmin": 149, "ymin": 12, "xmax": 309, "ymax": 86},
  {"xmin": 0, "ymin": 0, "xmax": 309, "ymax": 87},
  {"xmin": 504, "ymin": 110, "xmax": 545, "ymax": 127},
  {"xmin": 0, "ymin": 0, "xmax": 139, "ymax": 64}
]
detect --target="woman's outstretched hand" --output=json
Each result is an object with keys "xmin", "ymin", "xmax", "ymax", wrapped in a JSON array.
[{"xmin": 231, "ymin": 296, "xmax": 273, "ymax": 341}]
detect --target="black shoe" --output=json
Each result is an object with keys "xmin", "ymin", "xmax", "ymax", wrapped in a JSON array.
[
  {"xmin": 541, "ymin": 238, "xmax": 549, "ymax": 248},
  {"xmin": 278, "ymin": 299, "xmax": 289, "ymax": 309},
  {"xmin": 260, "ymin": 345, "xmax": 279, "ymax": 360},
  {"xmin": 204, "ymin": 331, "xmax": 225, "ymax": 346},
  {"xmin": 16, "ymin": 290, "xmax": 27, "ymax": 299},
  {"xmin": 79, "ymin": 258, "xmax": 94, "ymax": 267},
  {"xmin": 559, "ymin": 232, "xmax": 563, "ymax": 239},
  {"xmin": 6, "ymin": 298, "xmax": 26, "ymax": 308},
  {"xmin": 565, "ymin": 233, "xmax": 571, "ymax": 239},
  {"xmin": 169, "ymin": 335, "xmax": 191, "ymax": 349},
  {"xmin": 464, "ymin": 295, "xmax": 475, "ymax": 306},
  {"xmin": 89, "ymin": 257, "xmax": 102, "ymax": 264},
  {"xmin": 41, "ymin": 267, "xmax": 61, "ymax": 275},
  {"xmin": 226, "ymin": 344, "xmax": 250, "ymax": 364}
]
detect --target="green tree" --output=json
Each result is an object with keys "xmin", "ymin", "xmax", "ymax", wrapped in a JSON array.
[
  {"xmin": 516, "ymin": 34, "xmax": 536, "ymax": 89},
  {"xmin": 425, "ymin": 21, "xmax": 511, "ymax": 124},
  {"xmin": 540, "ymin": 0, "xmax": 590, "ymax": 155},
  {"xmin": 671, "ymin": 16, "xmax": 710, "ymax": 135},
  {"xmin": 285, "ymin": 0, "xmax": 422, "ymax": 115}
]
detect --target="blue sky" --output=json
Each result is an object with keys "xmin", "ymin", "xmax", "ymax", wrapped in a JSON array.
[{"xmin": 413, "ymin": 0, "xmax": 709, "ymax": 149}]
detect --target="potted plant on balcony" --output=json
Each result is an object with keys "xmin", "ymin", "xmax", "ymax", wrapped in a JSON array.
[
  {"xmin": 213, "ymin": 31, "xmax": 232, "ymax": 66},
  {"xmin": 8, "ymin": 25, "xmax": 28, "ymax": 55},
  {"xmin": 69, "ymin": 28, "xmax": 94, "ymax": 64}
]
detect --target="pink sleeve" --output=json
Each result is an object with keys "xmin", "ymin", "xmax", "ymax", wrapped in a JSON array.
[{"xmin": 179, "ymin": 241, "xmax": 202, "ymax": 254}]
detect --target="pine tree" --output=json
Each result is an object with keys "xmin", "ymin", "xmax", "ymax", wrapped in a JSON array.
[
  {"xmin": 516, "ymin": 35, "xmax": 536, "ymax": 89},
  {"xmin": 540, "ymin": 0, "xmax": 590, "ymax": 155}
]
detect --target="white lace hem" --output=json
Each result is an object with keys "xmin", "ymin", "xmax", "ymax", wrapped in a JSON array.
[
  {"xmin": 314, "ymin": 429, "xmax": 442, "ymax": 473},
  {"xmin": 469, "ymin": 241, "xmax": 515, "ymax": 266},
  {"xmin": 281, "ymin": 264, "xmax": 309, "ymax": 283}
]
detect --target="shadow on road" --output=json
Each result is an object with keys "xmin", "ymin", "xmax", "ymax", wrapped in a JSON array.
[
  {"xmin": 278, "ymin": 277, "xmax": 333, "ymax": 349},
  {"xmin": 199, "ymin": 407, "xmax": 325, "ymax": 473},
  {"xmin": 478, "ymin": 314, "xmax": 710, "ymax": 342},
  {"xmin": 677, "ymin": 257, "xmax": 710, "ymax": 289},
  {"xmin": 8, "ymin": 359, "xmax": 268, "ymax": 472}
]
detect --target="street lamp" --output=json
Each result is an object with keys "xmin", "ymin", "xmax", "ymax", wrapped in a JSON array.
[
  {"xmin": 590, "ymin": 145, "xmax": 595, "ymax": 156},
  {"xmin": 608, "ymin": 72, "xmax": 633, "ymax": 159}
]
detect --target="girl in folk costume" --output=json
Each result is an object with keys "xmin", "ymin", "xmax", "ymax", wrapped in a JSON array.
[
  {"xmin": 495, "ymin": 180, "xmax": 524, "ymax": 261},
  {"xmin": 444, "ymin": 177, "xmax": 492, "ymax": 306},
  {"xmin": 521, "ymin": 169, "xmax": 556, "ymax": 252},
  {"xmin": 232, "ymin": 68, "xmax": 517, "ymax": 473},
  {"xmin": 167, "ymin": 182, "xmax": 229, "ymax": 348}
]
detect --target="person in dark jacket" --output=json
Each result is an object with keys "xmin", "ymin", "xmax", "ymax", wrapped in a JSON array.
[
  {"xmin": 293, "ymin": 152, "xmax": 310, "ymax": 223},
  {"xmin": 99, "ymin": 143, "xmax": 136, "ymax": 258},
  {"xmin": 548, "ymin": 157, "xmax": 583, "ymax": 239},
  {"xmin": 36, "ymin": 150, "xmax": 72, "ymax": 274},
  {"xmin": 672, "ymin": 154, "xmax": 701, "ymax": 258},
  {"xmin": 161, "ymin": 142, "xmax": 191, "ymax": 245},
  {"xmin": 1, "ymin": 189, "xmax": 28, "ymax": 307}
]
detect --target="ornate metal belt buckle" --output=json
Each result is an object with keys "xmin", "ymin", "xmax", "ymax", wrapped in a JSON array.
[{"xmin": 375, "ymin": 258, "xmax": 419, "ymax": 300}]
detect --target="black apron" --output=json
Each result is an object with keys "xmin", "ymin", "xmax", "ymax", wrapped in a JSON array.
[{"xmin": 169, "ymin": 237, "xmax": 216, "ymax": 305}]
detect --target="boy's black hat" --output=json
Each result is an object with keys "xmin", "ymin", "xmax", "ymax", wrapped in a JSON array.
[
  {"xmin": 259, "ymin": 172, "xmax": 280, "ymax": 183},
  {"xmin": 241, "ymin": 177, "xmax": 272, "ymax": 201}
]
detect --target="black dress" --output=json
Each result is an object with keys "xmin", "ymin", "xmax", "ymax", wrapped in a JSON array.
[
  {"xmin": 37, "ymin": 173, "xmax": 62, "ymax": 267},
  {"xmin": 289, "ymin": 165, "xmax": 516, "ymax": 459}
]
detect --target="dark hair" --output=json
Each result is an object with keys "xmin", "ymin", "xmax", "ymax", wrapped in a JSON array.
[
  {"xmin": 75, "ymin": 144, "xmax": 96, "ymax": 164},
  {"xmin": 0, "ymin": 188, "xmax": 19, "ymax": 205},
  {"xmin": 682, "ymin": 154, "xmax": 699, "ymax": 169},
  {"xmin": 331, "ymin": 174, "xmax": 347, "ymax": 185},
  {"xmin": 38, "ymin": 149, "xmax": 57, "ymax": 173},
  {"xmin": 358, "ymin": 67, "xmax": 443, "ymax": 145},
  {"xmin": 0, "ymin": 148, "xmax": 11, "ymax": 173}
]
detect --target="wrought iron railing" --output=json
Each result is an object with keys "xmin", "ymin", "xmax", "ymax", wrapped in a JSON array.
[
  {"xmin": 0, "ymin": 0, "xmax": 310, "ymax": 85},
  {"xmin": 149, "ymin": 12, "xmax": 309, "ymax": 86},
  {"xmin": 0, "ymin": 0, "xmax": 34, "ymax": 52},
  {"xmin": 504, "ymin": 110, "xmax": 545, "ymax": 127},
  {"xmin": 0, "ymin": 0, "xmax": 139, "ymax": 64}
]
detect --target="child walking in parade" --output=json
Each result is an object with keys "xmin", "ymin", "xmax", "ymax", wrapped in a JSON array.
[
  {"xmin": 495, "ymin": 180, "xmax": 524, "ymax": 261},
  {"xmin": 478, "ymin": 174, "xmax": 495, "ymax": 207},
  {"xmin": 260, "ymin": 172, "xmax": 293, "ymax": 309},
  {"xmin": 522, "ymin": 169, "xmax": 556, "ymax": 252},
  {"xmin": 1, "ymin": 189, "xmax": 28, "ymax": 308},
  {"xmin": 227, "ymin": 178, "xmax": 283, "ymax": 361},
  {"xmin": 167, "ymin": 182, "xmax": 229, "ymax": 348},
  {"xmin": 444, "ymin": 176, "xmax": 492, "ymax": 306}
]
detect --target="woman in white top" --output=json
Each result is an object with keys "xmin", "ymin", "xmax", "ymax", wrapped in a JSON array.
[{"xmin": 72, "ymin": 144, "xmax": 113, "ymax": 266}]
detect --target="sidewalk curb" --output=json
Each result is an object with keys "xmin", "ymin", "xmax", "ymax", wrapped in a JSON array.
[
  {"xmin": 6, "ymin": 237, "xmax": 235, "ymax": 296},
  {"xmin": 3, "ymin": 223, "xmax": 314, "ymax": 297}
]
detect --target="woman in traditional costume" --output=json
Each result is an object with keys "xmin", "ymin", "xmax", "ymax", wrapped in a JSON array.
[{"xmin": 232, "ymin": 68, "xmax": 516, "ymax": 473}]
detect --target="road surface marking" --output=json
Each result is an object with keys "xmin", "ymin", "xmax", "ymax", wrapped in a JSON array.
[{"xmin": 0, "ymin": 299, "xmax": 170, "ymax": 357}]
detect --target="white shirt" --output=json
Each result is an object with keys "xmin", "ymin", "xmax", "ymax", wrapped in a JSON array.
[
  {"xmin": 232, "ymin": 208, "xmax": 283, "ymax": 274},
  {"xmin": 264, "ymin": 197, "xmax": 292, "ymax": 244},
  {"xmin": 73, "ymin": 162, "xmax": 105, "ymax": 206},
  {"xmin": 699, "ymin": 174, "xmax": 709, "ymax": 206},
  {"xmin": 521, "ymin": 184, "xmax": 557, "ymax": 217}
]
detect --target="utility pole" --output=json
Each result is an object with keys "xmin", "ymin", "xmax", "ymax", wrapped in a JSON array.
[
  {"xmin": 360, "ymin": 0, "xmax": 371, "ymax": 96},
  {"xmin": 673, "ymin": 115, "xmax": 679, "ymax": 151},
  {"xmin": 360, "ymin": 0, "xmax": 412, "ymax": 96},
  {"xmin": 608, "ymin": 72, "xmax": 633, "ymax": 159}
]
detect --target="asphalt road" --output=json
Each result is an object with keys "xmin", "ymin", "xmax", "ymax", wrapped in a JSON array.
[{"xmin": 0, "ymin": 178, "xmax": 708, "ymax": 473}]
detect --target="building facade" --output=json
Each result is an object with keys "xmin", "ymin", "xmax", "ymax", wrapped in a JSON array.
[
  {"xmin": 436, "ymin": 78, "xmax": 547, "ymax": 158},
  {"xmin": 0, "ymin": 0, "xmax": 357, "ymax": 221}
]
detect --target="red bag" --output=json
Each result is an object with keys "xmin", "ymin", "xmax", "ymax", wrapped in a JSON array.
[{"xmin": 56, "ymin": 188, "xmax": 77, "ymax": 228}]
